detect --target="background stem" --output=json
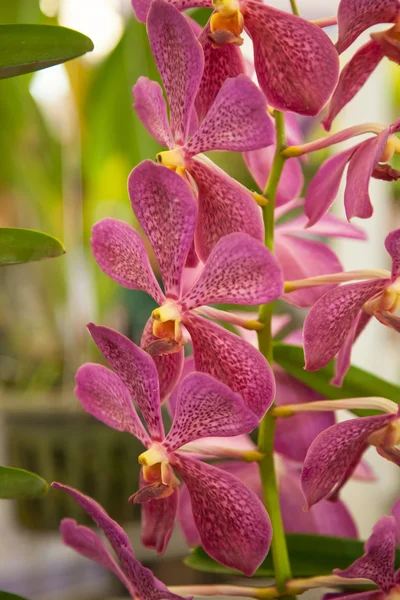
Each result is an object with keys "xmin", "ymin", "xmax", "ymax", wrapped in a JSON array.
[
  {"xmin": 257, "ymin": 109, "xmax": 292, "ymax": 593},
  {"xmin": 289, "ymin": 0, "xmax": 300, "ymax": 16}
]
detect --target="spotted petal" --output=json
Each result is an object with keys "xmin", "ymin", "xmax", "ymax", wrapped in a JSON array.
[
  {"xmin": 131, "ymin": 0, "xmax": 212, "ymax": 23},
  {"xmin": 331, "ymin": 311, "xmax": 371, "ymax": 387},
  {"xmin": 140, "ymin": 471, "xmax": 179, "ymax": 555},
  {"xmin": 188, "ymin": 158, "xmax": 263, "ymax": 262},
  {"xmin": 147, "ymin": 0, "xmax": 204, "ymax": 145},
  {"xmin": 243, "ymin": 1, "xmax": 339, "ymax": 116},
  {"xmin": 304, "ymin": 279, "xmax": 388, "ymax": 371},
  {"xmin": 305, "ymin": 146, "xmax": 359, "ymax": 227},
  {"xmin": 181, "ymin": 232, "xmax": 283, "ymax": 310},
  {"xmin": 385, "ymin": 228, "xmax": 400, "ymax": 281},
  {"xmin": 132, "ymin": 77, "xmax": 174, "ymax": 148},
  {"xmin": 164, "ymin": 372, "xmax": 258, "ymax": 452},
  {"xmin": 185, "ymin": 74, "xmax": 274, "ymax": 155},
  {"xmin": 87, "ymin": 324, "xmax": 164, "ymax": 441},
  {"xmin": 301, "ymin": 413, "xmax": 397, "ymax": 507},
  {"xmin": 195, "ymin": 22, "xmax": 245, "ymax": 123},
  {"xmin": 91, "ymin": 218, "xmax": 165, "ymax": 305},
  {"xmin": 336, "ymin": 0, "xmax": 400, "ymax": 54},
  {"xmin": 323, "ymin": 41, "xmax": 385, "ymax": 131},
  {"xmin": 172, "ymin": 453, "xmax": 271, "ymax": 576},
  {"xmin": 128, "ymin": 161, "xmax": 197, "ymax": 299},
  {"xmin": 184, "ymin": 314, "xmax": 275, "ymax": 418},
  {"xmin": 75, "ymin": 363, "xmax": 151, "ymax": 447},
  {"xmin": 345, "ymin": 129, "xmax": 391, "ymax": 221},
  {"xmin": 335, "ymin": 515, "xmax": 396, "ymax": 592}
]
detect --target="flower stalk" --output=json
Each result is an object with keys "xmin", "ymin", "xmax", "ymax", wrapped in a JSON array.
[{"xmin": 257, "ymin": 108, "xmax": 292, "ymax": 593}]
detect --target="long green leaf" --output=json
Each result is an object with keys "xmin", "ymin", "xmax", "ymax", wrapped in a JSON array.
[
  {"xmin": 0, "ymin": 228, "xmax": 65, "ymax": 265},
  {"xmin": 185, "ymin": 534, "xmax": 400, "ymax": 578},
  {"xmin": 0, "ymin": 466, "xmax": 49, "ymax": 499},
  {"xmin": 273, "ymin": 343, "xmax": 400, "ymax": 416},
  {"xmin": 0, "ymin": 592, "xmax": 29, "ymax": 600},
  {"xmin": 0, "ymin": 24, "xmax": 93, "ymax": 79}
]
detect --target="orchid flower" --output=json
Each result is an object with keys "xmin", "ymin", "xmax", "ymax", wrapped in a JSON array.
[
  {"xmin": 284, "ymin": 120, "xmax": 400, "ymax": 226},
  {"xmin": 275, "ymin": 396, "xmax": 400, "ymax": 508},
  {"xmin": 92, "ymin": 160, "xmax": 283, "ymax": 416},
  {"xmin": 51, "ymin": 484, "xmax": 190, "ymax": 600},
  {"xmin": 324, "ymin": 0, "xmax": 400, "ymax": 130},
  {"xmin": 292, "ymin": 229, "xmax": 400, "ymax": 385},
  {"xmin": 74, "ymin": 323, "xmax": 271, "ymax": 575},
  {"xmin": 323, "ymin": 499, "xmax": 400, "ymax": 600},
  {"xmin": 133, "ymin": 0, "xmax": 273, "ymax": 261},
  {"xmin": 132, "ymin": 0, "xmax": 339, "ymax": 117},
  {"xmin": 178, "ymin": 459, "xmax": 358, "ymax": 549}
]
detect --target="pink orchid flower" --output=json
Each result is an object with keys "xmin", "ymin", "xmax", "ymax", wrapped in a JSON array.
[
  {"xmin": 92, "ymin": 161, "xmax": 283, "ymax": 417},
  {"xmin": 132, "ymin": 0, "xmax": 339, "ymax": 117},
  {"xmin": 276, "ymin": 397, "xmax": 400, "ymax": 508},
  {"xmin": 51, "ymin": 484, "xmax": 191, "ymax": 600},
  {"xmin": 133, "ymin": 0, "xmax": 273, "ymax": 261},
  {"xmin": 283, "ymin": 120, "xmax": 400, "ymax": 226},
  {"xmin": 324, "ymin": 0, "xmax": 400, "ymax": 130},
  {"xmin": 298, "ymin": 229, "xmax": 400, "ymax": 385},
  {"xmin": 323, "ymin": 498, "xmax": 400, "ymax": 600},
  {"xmin": 74, "ymin": 324, "xmax": 271, "ymax": 575}
]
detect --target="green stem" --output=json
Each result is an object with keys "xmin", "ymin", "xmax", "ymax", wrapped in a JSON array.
[
  {"xmin": 289, "ymin": 0, "xmax": 300, "ymax": 16},
  {"xmin": 257, "ymin": 109, "xmax": 291, "ymax": 594}
]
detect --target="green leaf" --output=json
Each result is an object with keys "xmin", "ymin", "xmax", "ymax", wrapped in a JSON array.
[
  {"xmin": 0, "ymin": 467, "xmax": 49, "ymax": 499},
  {"xmin": 0, "ymin": 592, "xmax": 30, "ymax": 600},
  {"xmin": 185, "ymin": 534, "xmax": 400, "ymax": 578},
  {"xmin": 0, "ymin": 24, "xmax": 94, "ymax": 79},
  {"xmin": 0, "ymin": 228, "xmax": 65, "ymax": 265},
  {"xmin": 273, "ymin": 343, "xmax": 400, "ymax": 416}
]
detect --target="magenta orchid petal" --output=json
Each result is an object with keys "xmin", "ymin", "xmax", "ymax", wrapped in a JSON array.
[
  {"xmin": 140, "ymin": 471, "xmax": 179, "ymax": 554},
  {"xmin": 279, "ymin": 465, "xmax": 358, "ymax": 539},
  {"xmin": 304, "ymin": 279, "xmax": 388, "ymax": 371},
  {"xmin": 375, "ymin": 311, "xmax": 400, "ymax": 332},
  {"xmin": 172, "ymin": 453, "xmax": 271, "ymax": 576},
  {"xmin": 301, "ymin": 413, "xmax": 397, "ymax": 507},
  {"xmin": 275, "ymin": 236, "xmax": 343, "ymax": 308},
  {"xmin": 147, "ymin": 0, "xmax": 204, "ymax": 145},
  {"xmin": 243, "ymin": 1, "xmax": 339, "ymax": 116},
  {"xmin": 164, "ymin": 372, "xmax": 258, "ymax": 452},
  {"xmin": 195, "ymin": 22, "xmax": 245, "ymax": 124},
  {"xmin": 280, "ymin": 213, "xmax": 367, "ymax": 241},
  {"xmin": 181, "ymin": 232, "xmax": 283, "ymax": 310},
  {"xmin": 91, "ymin": 218, "xmax": 165, "ymax": 305},
  {"xmin": 335, "ymin": 515, "xmax": 397, "ymax": 592},
  {"xmin": 132, "ymin": 77, "xmax": 174, "ymax": 148},
  {"xmin": 60, "ymin": 519, "xmax": 134, "ymax": 592},
  {"xmin": 74, "ymin": 364, "xmax": 151, "ymax": 447},
  {"xmin": 345, "ymin": 129, "xmax": 391, "ymax": 221},
  {"xmin": 178, "ymin": 482, "xmax": 201, "ymax": 547},
  {"xmin": 128, "ymin": 162, "xmax": 197, "ymax": 300},
  {"xmin": 185, "ymin": 74, "xmax": 274, "ymax": 155},
  {"xmin": 274, "ymin": 368, "xmax": 334, "ymax": 463},
  {"xmin": 244, "ymin": 147, "xmax": 303, "ymax": 206},
  {"xmin": 385, "ymin": 228, "xmax": 400, "ymax": 280},
  {"xmin": 188, "ymin": 158, "xmax": 264, "ymax": 262},
  {"xmin": 323, "ymin": 41, "xmax": 385, "ymax": 131},
  {"xmin": 141, "ymin": 317, "xmax": 184, "ymax": 402},
  {"xmin": 331, "ymin": 311, "xmax": 371, "ymax": 387},
  {"xmin": 336, "ymin": 0, "xmax": 400, "ymax": 54},
  {"xmin": 184, "ymin": 314, "xmax": 275, "ymax": 418},
  {"xmin": 87, "ymin": 324, "xmax": 164, "ymax": 441},
  {"xmin": 305, "ymin": 146, "xmax": 358, "ymax": 227}
]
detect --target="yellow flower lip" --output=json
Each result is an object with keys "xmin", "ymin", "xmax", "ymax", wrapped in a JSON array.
[{"xmin": 156, "ymin": 148, "xmax": 185, "ymax": 168}]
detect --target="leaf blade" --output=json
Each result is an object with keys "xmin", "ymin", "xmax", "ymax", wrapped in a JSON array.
[
  {"xmin": 0, "ymin": 24, "xmax": 94, "ymax": 79},
  {"xmin": 0, "ymin": 228, "xmax": 65, "ymax": 265},
  {"xmin": 0, "ymin": 467, "xmax": 49, "ymax": 499}
]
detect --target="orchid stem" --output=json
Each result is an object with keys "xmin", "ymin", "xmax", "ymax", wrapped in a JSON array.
[
  {"xmin": 257, "ymin": 108, "xmax": 292, "ymax": 595},
  {"xmin": 289, "ymin": 0, "xmax": 300, "ymax": 16}
]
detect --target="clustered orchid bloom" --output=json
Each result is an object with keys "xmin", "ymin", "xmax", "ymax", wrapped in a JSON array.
[
  {"xmin": 324, "ymin": 0, "xmax": 400, "ymax": 130},
  {"xmin": 92, "ymin": 160, "xmax": 283, "ymax": 417},
  {"xmin": 132, "ymin": 0, "xmax": 340, "ymax": 116},
  {"xmin": 49, "ymin": 0, "xmax": 400, "ymax": 596},
  {"xmin": 74, "ymin": 323, "xmax": 271, "ymax": 575},
  {"xmin": 133, "ymin": 0, "xmax": 273, "ymax": 261}
]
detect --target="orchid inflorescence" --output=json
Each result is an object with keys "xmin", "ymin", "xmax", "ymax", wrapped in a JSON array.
[{"xmin": 51, "ymin": 0, "xmax": 400, "ymax": 598}]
